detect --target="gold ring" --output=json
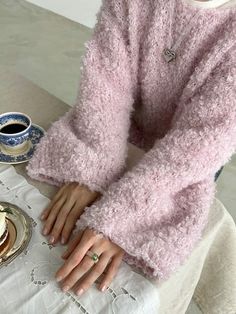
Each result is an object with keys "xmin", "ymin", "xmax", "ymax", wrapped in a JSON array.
[{"xmin": 86, "ymin": 250, "xmax": 99, "ymax": 263}]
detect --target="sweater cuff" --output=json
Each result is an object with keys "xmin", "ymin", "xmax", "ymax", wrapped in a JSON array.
[
  {"xmin": 74, "ymin": 173, "xmax": 215, "ymax": 281},
  {"xmin": 74, "ymin": 176, "xmax": 169, "ymax": 280},
  {"xmin": 27, "ymin": 114, "xmax": 127, "ymax": 194}
]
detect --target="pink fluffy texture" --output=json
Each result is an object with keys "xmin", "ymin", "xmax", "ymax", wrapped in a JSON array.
[{"xmin": 27, "ymin": 0, "xmax": 236, "ymax": 281}]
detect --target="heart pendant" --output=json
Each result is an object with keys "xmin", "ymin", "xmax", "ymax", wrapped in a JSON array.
[{"xmin": 163, "ymin": 48, "xmax": 176, "ymax": 63}]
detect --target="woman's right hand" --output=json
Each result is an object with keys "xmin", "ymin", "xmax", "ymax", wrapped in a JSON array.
[{"xmin": 40, "ymin": 182, "xmax": 102, "ymax": 245}]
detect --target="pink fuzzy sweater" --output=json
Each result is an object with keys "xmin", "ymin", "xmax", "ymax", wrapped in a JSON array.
[{"xmin": 27, "ymin": 0, "xmax": 236, "ymax": 281}]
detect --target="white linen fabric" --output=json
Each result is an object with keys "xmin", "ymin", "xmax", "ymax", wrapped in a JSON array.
[{"xmin": 0, "ymin": 164, "xmax": 160, "ymax": 314}]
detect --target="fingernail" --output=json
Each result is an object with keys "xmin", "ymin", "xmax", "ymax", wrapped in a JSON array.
[
  {"xmin": 40, "ymin": 213, "xmax": 45, "ymax": 220},
  {"xmin": 61, "ymin": 237, "xmax": 65, "ymax": 244},
  {"xmin": 49, "ymin": 236, "xmax": 54, "ymax": 244},
  {"xmin": 42, "ymin": 228, "xmax": 48, "ymax": 235},
  {"xmin": 77, "ymin": 288, "xmax": 84, "ymax": 296},
  {"xmin": 62, "ymin": 285, "xmax": 69, "ymax": 292},
  {"xmin": 61, "ymin": 251, "xmax": 67, "ymax": 258},
  {"xmin": 56, "ymin": 276, "xmax": 62, "ymax": 282},
  {"xmin": 101, "ymin": 285, "xmax": 106, "ymax": 292}
]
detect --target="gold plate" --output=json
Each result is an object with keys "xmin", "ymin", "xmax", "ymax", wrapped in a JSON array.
[
  {"xmin": 0, "ymin": 202, "xmax": 32, "ymax": 267},
  {"xmin": 0, "ymin": 219, "xmax": 17, "ymax": 256}
]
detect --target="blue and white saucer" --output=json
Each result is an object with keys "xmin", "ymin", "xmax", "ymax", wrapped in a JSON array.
[{"xmin": 0, "ymin": 124, "xmax": 45, "ymax": 164}]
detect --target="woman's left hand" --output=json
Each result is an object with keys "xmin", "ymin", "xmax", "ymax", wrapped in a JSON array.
[{"xmin": 55, "ymin": 227, "xmax": 125, "ymax": 295}]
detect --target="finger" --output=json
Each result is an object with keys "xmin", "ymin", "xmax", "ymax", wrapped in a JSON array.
[
  {"xmin": 60, "ymin": 255, "xmax": 95, "ymax": 292},
  {"xmin": 49, "ymin": 197, "xmax": 76, "ymax": 244},
  {"xmin": 61, "ymin": 201, "xmax": 83, "ymax": 244},
  {"xmin": 74, "ymin": 253, "xmax": 111, "ymax": 296},
  {"xmin": 99, "ymin": 254, "xmax": 123, "ymax": 292},
  {"xmin": 62, "ymin": 230, "xmax": 84, "ymax": 259},
  {"xmin": 42, "ymin": 196, "xmax": 66, "ymax": 236},
  {"xmin": 55, "ymin": 232, "xmax": 96, "ymax": 281},
  {"xmin": 40, "ymin": 185, "xmax": 67, "ymax": 220}
]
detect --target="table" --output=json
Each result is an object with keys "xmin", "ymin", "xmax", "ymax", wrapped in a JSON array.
[{"xmin": 1, "ymin": 70, "xmax": 236, "ymax": 314}]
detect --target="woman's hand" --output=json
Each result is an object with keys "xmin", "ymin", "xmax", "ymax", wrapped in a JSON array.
[
  {"xmin": 40, "ymin": 183, "xmax": 101, "ymax": 245},
  {"xmin": 55, "ymin": 227, "xmax": 125, "ymax": 295}
]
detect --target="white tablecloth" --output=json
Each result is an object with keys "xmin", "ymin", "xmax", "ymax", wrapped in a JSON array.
[{"xmin": 0, "ymin": 164, "xmax": 160, "ymax": 314}]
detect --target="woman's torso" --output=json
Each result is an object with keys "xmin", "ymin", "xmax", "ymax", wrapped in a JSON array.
[{"xmin": 127, "ymin": 0, "xmax": 236, "ymax": 151}]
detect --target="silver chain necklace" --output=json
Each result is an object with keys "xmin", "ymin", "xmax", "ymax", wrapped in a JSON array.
[{"xmin": 163, "ymin": 2, "xmax": 203, "ymax": 63}]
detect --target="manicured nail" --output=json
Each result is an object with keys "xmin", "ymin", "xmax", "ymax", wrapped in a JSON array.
[
  {"xmin": 56, "ymin": 276, "xmax": 62, "ymax": 282},
  {"xmin": 101, "ymin": 285, "xmax": 106, "ymax": 292},
  {"xmin": 61, "ymin": 251, "xmax": 67, "ymax": 258},
  {"xmin": 77, "ymin": 288, "xmax": 84, "ymax": 296},
  {"xmin": 62, "ymin": 285, "xmax": 69, "ymax": 292},
  {"xmin": 49, "ymin": 236, "xmax": 54, "ymax": 244},
  {"xmin": 40, "ymin": 214, "xmax": 45, "ymax": 220},
  {"xmin": 42, "ymin": 227, "xmax": 48, "ymax": 235}
]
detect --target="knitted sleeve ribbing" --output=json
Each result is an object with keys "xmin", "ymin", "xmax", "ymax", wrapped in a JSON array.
[{"xmin": 26, "ymin": 0, "xmax": 134, "ymax": 193}]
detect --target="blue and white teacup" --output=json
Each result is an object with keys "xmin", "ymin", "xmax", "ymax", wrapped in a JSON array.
[{"xmin": 0, "ymin": 112, "xmax": 32, "ymax": 155}]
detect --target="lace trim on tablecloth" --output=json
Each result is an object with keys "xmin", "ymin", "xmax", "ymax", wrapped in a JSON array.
[{"xmin": 0, "ymin": 165, "xmax": 160, "ymax": 314}]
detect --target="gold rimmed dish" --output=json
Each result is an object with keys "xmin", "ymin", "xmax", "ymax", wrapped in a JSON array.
[{"xmin": 0, "ymin": 202, "xmax": 33, "ymax": 267}]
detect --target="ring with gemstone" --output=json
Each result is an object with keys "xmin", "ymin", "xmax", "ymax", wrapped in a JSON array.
[{"xmin": 85, "ymin": 250, "xmax": 99, "ymax": 263}]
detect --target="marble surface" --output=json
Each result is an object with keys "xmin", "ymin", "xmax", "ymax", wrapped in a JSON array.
[
  {"xmin": 26, "ymin": 0, "xmax": 102, "ymax": 28},
  {"xmin": 0, "ymin": 2, "xmax": 235, "ymax": 312},
  {"xmin": 0, "ymin": 0, "xmax": 92, "ymax": 106}
]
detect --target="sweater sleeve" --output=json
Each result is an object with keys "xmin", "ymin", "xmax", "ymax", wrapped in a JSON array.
[
  {"xmin": 75, "ymin": 48, "xmax": 236, "ymax": 280},
  {"xmin": 26, "ymin": 0, "xmax": 134, "ymax": 194}
]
